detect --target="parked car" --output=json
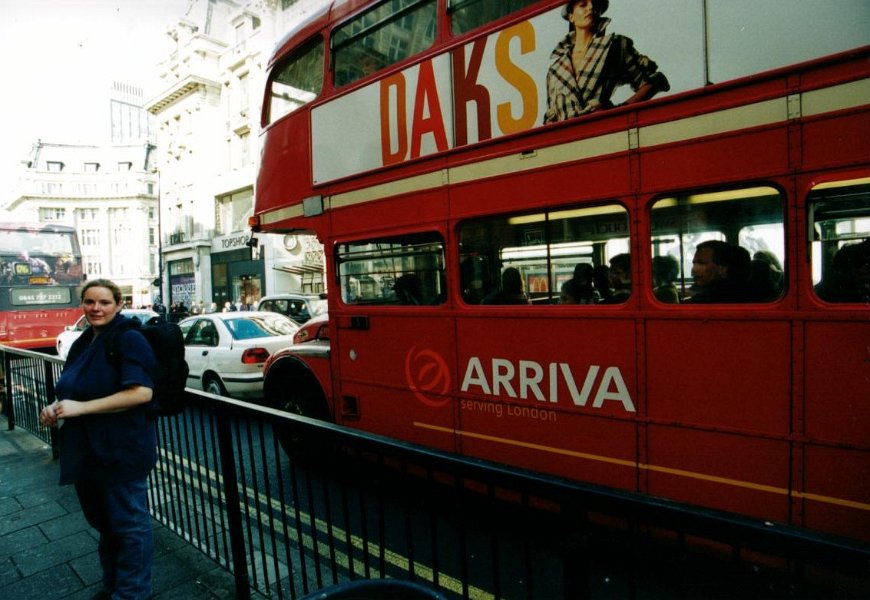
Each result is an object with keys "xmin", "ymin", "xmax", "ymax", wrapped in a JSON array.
[
  {"xmin": 55, "ymin": 309, "xmax": 159, "ymax": 359},
  {"xmin": 178, "ymin": 311, "xmax": 299, "ymax": 399},
  {"xmin": 292, "ymin": 311, "xmax": 329, "ymax": 344},
  {"xmin": 256, "ymin": 293, "xmax": 327, "ymax": 325}
]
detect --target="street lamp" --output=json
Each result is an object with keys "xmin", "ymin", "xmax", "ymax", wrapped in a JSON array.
[{"xmin": 149, "ymin": 163, "xmax": 164, "ymax": 310}]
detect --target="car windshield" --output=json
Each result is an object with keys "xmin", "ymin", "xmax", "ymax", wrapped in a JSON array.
[{"xmin": 223, "ymin": 314, "xmax": 297, "ymax": 340}]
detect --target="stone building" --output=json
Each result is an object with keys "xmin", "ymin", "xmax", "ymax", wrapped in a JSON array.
[
  {"xmin": 145, "ymin": 0, "xmax": 326, "ymax": 311},
  {"xmin": 5, "ymin": 140, "xmax": 159, "ymax": 308}
]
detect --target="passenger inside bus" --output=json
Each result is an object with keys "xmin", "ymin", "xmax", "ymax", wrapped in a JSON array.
[
  {"xmin": 601, "ymin": 253, "xmax": 631, "ymax": 303},
  {"xmin": 685, "ymin": 240, "xmax": 749, "ymax": 303},
  {"xmin": 560, "ymin": 278, "xmax": 596, "ymax": 304},
  {"xmin": 746, "ymin": 251, "xmax": 784, "ymax": 302},
  {"xmin": 568, "ymin": 263, "xmax": 599, "ymax": 303},
  {"xmin": 393, "ymin": 274, "xmax": 424, "ymax": 305},
  {"xmin": 815, "ymin": 239, "xmax": 870, "ymax": 303},
  {"xmin": 592, "ymin": 265, "xmax": 612, "ymax": 302},
  {"xmin": 652, "ymin": 255, "xmax": 680, "ymax": 303},
  {"xmin": 481, "ymin": 267, "xmax": 530, "ymax": 305}
]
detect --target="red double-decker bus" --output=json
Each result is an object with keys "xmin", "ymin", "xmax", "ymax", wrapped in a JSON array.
[
  {"xmin": 250, "ymin": 0, "xmax": 870, "ymax": 542},
  {"xmin": 0, "ymin": 222, "xmax": 84, "ymax": 350}
]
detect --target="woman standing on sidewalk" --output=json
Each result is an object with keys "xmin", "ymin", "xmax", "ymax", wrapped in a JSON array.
[{"xmin": 40, "ymin": 279, "xmax": 158, "ymax": 600}]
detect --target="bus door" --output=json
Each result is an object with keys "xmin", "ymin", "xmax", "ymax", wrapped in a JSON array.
[{"xmin": 333, "ymin": 233, "xmax": 457, "ymax": 452}]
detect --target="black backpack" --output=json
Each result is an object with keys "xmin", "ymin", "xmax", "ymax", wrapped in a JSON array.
[{"xmin": 108, "ymin": 316, "xmax": 190, "ymax": 417}]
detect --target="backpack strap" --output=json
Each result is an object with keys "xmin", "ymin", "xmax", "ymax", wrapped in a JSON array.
[{"xmin": 104, "ymin": 317, "xmax": 141, "ymax": 369}]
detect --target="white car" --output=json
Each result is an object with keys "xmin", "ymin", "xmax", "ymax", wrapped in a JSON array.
[
  {"xmin": 55, "ymin": 309, "xmax": 160, "ymax": 360},
  {"xmin": 178, "ymin": 311, "xmax": 299, "ymax": 399}
]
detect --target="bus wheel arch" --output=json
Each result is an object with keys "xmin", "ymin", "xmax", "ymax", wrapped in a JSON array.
[{"xmin": 264, "ymin": 356, "xmax": 331, "ymax": 421}]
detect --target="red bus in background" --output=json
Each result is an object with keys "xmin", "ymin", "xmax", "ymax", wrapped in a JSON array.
[
  {"xmin": 250, "ymin": 0, "xmax": 870, "ymax": 543},
  {"xmin": 0, "ymin": 223, "xmax": 84, "ymax": 350}
]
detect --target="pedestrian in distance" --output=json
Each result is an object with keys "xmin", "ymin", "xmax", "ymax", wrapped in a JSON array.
[{"xmin": 39, "ymin": 278, "xmax": 158, "ymax": 600}]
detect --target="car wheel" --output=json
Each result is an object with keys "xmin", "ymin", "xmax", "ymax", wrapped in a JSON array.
[{"xmin": 203, "ymin": 375, "xmax": 228, "ymax": 397}]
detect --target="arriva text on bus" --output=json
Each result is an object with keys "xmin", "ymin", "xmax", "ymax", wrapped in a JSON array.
[{"xmin": 460, "ymin": 357, "xmax": 635, "ymax": 413}]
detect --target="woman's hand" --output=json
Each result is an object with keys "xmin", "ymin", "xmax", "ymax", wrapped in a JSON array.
[
  {"xmin": 39, "ymin": 400, "xmax": 78, "ymax": 427},
  {"xmin": 52, "ymin": 399, "xmax": 86, "ymax": 419},
  {"xmin": 39, "ymin": 403, "xmax": 59, "ymax": 428}
]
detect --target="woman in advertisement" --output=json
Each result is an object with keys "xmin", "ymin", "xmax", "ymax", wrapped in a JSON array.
[{"xmin": 544, "ymin": 0, "xmax": 670, "ymax": 123}]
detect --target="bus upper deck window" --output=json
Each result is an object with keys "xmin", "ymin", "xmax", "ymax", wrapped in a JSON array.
[
  {"xmin": 332, "ymin": 0, "xmax": 437, "ymax": 88},
  {"xmin": 449, "ymin": 0, "xmax": 539, "ymax": 36},
  {"xmin": 650, "ymin": 186, "xmax": 785, "ymax": 304},
  {"xmin": 267, "ymin": 37, "xmax": 324, "ymax": 125},
  {"xmin": 809, "ymin": 178, "xmax": 870, "ymax": 303}
]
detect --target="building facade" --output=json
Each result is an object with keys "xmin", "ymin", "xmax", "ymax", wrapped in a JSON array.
[
  {"xmin": 145, "ymin": 0, "xmax": 326, "ymax": 311},
  {"xmin": 4, "ymin": 140, "xmax": 159, "ymax": 307},
  {"xmin": 2, "ymin": 0, "xmax": 326, "ymax": 313}
]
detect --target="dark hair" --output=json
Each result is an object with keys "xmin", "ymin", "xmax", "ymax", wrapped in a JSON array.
[
  {"xmin": 696, "ymin": 240, "xmax": 733, "ymax": 268},
  {"xmin": 730, "ymin": 245, "xmax": 751, "ymax": 284},
  {"xmin": 573, "ymin": 262, "xmax": 593, "ymax": 283},
  {"xmin": 563, "ymin": 0, "xmax": 610, "ymax": 20},
  {"xmin": 80, "ymin": 278, "xmax": 122, "ymax": 304},
  {"xmin": 501, "ymin": 267, "xmax": 524, "ymax": 294},
  {"xmin": 652, "ymin": 255, "xmax": 679, "ymax": 284},
  {"xmin": 609, "ymin": 253, "xmax": 630, "ymax": 273},
  {"xmin": 561, "ymin": 278, "xmax": 581, "ymax": 302}
]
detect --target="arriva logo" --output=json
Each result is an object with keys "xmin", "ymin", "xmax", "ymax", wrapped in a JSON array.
[
  {"xmin": 461, "ymin": 357, "xmax": 635, "ymax": 413},
  {"xmin": 404, "ymin": 346, "xmax": 451, "ymax": 408}
]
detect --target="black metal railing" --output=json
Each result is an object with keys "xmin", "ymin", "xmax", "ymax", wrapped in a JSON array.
[{"xmin": 3, "ymin": 346, "xmax": 868, "ymax": 599}]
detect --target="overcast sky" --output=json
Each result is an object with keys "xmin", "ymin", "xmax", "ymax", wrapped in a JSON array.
[
  {"xmin": 0, "ymin": 0, "xmax": 867, "ymax": 200},
  {"xmin": 0, "ymin": 0, "xmax": 189, "ymax": 197}
]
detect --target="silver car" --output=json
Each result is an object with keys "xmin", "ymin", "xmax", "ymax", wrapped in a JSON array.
[
  {"xmin": 256, "ymin": 293, "xmax": 327, "ymax": 324},
  {"xmin": 178, "ymin": 311, "xmax": 299, "ymax": 399}
]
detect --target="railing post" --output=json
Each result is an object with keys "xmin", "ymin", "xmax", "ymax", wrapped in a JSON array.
[
  {"xmin": 3, "ymin": 351, "xmax": 13, "ymax": 430},
  {"xmin": 215, "ymin": 408, "xmax": 251, "ymax": 600},
  {"xmin": 43, "ymin": 358, "xmax": 59, "ymax": 459}
]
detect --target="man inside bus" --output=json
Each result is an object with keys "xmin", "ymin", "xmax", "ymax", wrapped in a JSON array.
[
  {"xmin": 393, "ymin": 273, "xmax": 424, "ymax": 305},
  {"xmin": 601, "ymin": 253, "xmax": 631, "ymax": 303},
  {"xmin": 685, "ymin": 240, "xmax": 743, "ymax": 303},
  {"xmin": 543, "ymin": 0, "xmax": 670, "ymax": 124}
]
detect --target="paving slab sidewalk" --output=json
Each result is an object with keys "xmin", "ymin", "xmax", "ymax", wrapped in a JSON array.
[{"xmin": 0, "ymin": 417, "xmax": 248, "ymax": 599}]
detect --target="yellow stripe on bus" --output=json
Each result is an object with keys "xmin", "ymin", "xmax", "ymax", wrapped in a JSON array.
[{"xmin": 413, "ymin": 422, "xmax": 870, "ymax": 513}]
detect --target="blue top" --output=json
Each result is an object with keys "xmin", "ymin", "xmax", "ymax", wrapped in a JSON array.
[{"xmin": 56, "ymin": 313, "xmax": 158, "ymax": 484}]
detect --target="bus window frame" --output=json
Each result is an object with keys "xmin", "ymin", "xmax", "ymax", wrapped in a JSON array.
[
  {"xmin": 807, "ymin": 176, "xmax": 870, "ymax": 304},
  {"xmin": 648, "ymin": 184, "xmax": 787, "ymax": 305},
  {"xmin": 458, "ymin": 201, "xmax": 631, "ymax": 307},
  {"xmin": 266, "ymin": 34, "xmax": 325, "ymax": 126},
  {"xmin": 336, "ymin": 231, "xmax": 446, "ymax": 307}
]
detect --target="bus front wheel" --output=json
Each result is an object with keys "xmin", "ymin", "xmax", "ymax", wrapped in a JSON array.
[{"xmin": 264, "ymin": 363, "xmax": 330, "ymax": 457}]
